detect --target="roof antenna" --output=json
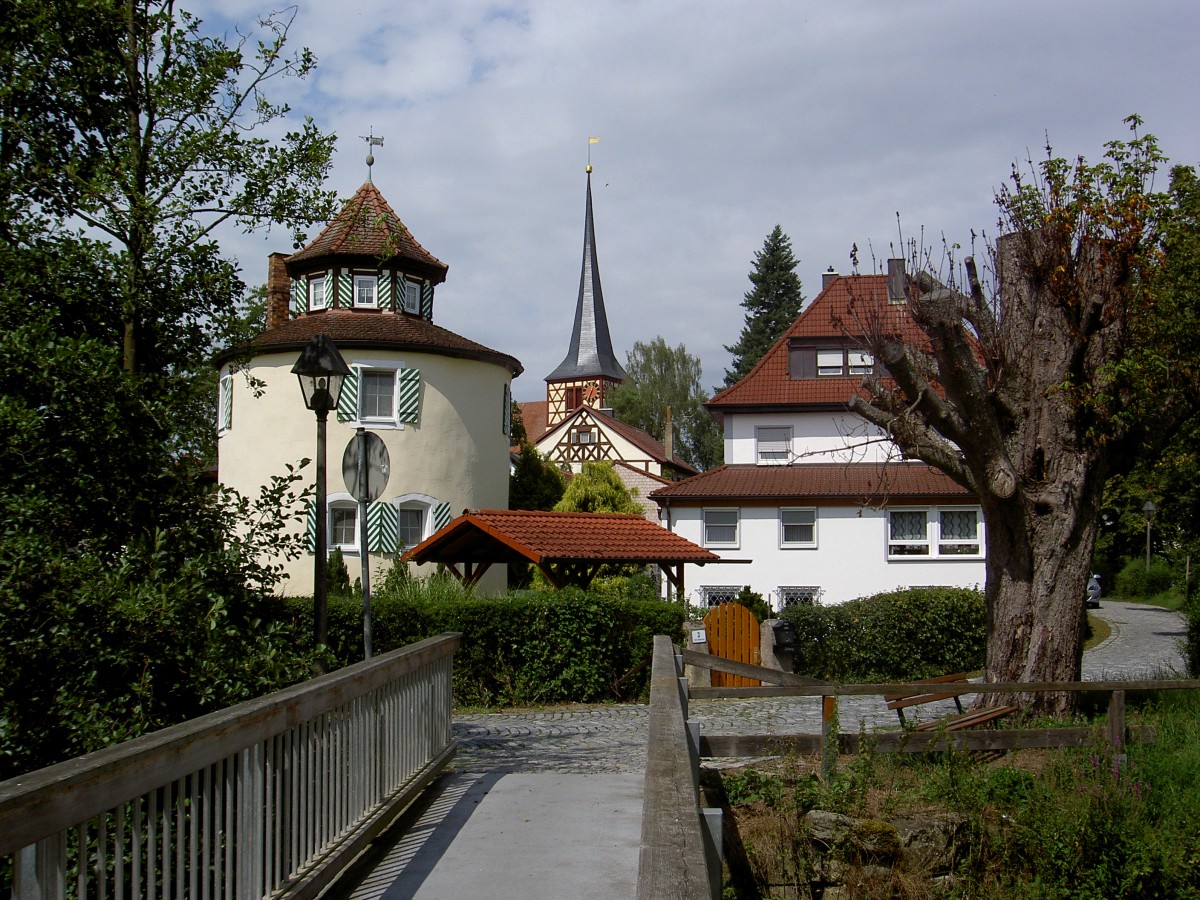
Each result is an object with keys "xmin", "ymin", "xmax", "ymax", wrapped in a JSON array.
[
  {"xmin": 587, "ymin": 135, "xmax": 599, "ymax": 173},
  {"xmin": 361, "ymin": 128, "xmax": 385, "ymax": 182}
]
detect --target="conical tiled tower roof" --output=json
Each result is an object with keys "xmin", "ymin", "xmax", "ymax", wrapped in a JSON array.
[
  {"xmin": 546, "ymin": 171, "xmax": 627, "ymax": 383},
  {"xmin": 287, "ymin": 182, "xmax": 448, "ymax": 283}
]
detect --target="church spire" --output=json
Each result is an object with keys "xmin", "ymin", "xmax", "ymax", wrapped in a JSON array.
[{"xmin": 546, "ymin": 167, "xmax": 627, "ymax": 388}]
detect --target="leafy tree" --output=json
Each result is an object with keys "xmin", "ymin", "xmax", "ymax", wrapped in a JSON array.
[
  {"xmin": 510, "ymin": 442, "xmax": 566, "ymax": 511},
  {"xmin": 723, "ymin": 225, "xmax": 805, "ymax": 387},
  {"xmin": 847, "ymin": 119, "xmax": 1200, "ymax": 712},
  {"xmin": 509, "ymin": 398, "xmax": 528, "ymax": 446},
  {"xmin": 609, "ymin": 337, "xmax": 724, "ymax": 471},
  {"xmin": 0, "ymin": 0, "xmax": 336, "ymax": 771},
  {"xmin": 554, "ymin": 461, "xmax": 643, "ymax": 515}
]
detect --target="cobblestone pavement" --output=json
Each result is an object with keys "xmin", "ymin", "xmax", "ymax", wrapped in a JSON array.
[{"xmin": 450, "ymin": 600, "xmax": 1187, "ymax": 775}]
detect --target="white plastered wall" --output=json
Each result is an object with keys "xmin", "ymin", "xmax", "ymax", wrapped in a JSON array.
[{"xmin": 218, "ymin": 347, "xmax": 513, "ymax": 596}]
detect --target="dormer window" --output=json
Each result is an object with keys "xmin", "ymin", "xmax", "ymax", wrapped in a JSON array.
[
  {"xmin": 402, "ymin": 279, "xmax": 421, "ymax": 314},
  {"xmin": 789, "ymin": 343, "xmax": 875, "ymax": 379},
  {"xmin": 354, "ymin": 274, "xmax": 377, "ymax": 308},
  {"xmin": 308, "ymin": 274, "xmax": 328, "ymax": 311}
]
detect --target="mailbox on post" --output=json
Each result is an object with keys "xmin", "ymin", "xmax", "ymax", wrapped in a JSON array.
[{"xmin": 772, "ymin": 619, "xmax": 797, "ymax": 651}]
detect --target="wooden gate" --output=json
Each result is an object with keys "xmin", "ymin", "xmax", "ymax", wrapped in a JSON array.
[{"xmin": 703, "ymin": 602, "xmax": 761, "ymax": 687}]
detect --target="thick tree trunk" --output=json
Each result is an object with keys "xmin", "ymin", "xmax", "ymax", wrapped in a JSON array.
[{"xmin": 981, "ymin": 477, "xmax": 1101, "ymax": 716}]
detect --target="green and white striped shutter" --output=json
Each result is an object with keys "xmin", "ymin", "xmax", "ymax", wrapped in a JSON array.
[
  {"xmin": 502, "ymin": 383, "xmax": 511, "ymax": 436},
  {"xmin": 323, "ymin": 271, "xmax": 336, "ymax": 309},
  {"xmin": 420, "ymin": 283, "xmax": 434, "ymax": 319},
  {"xmin": 291, "ymin": 278, "xmax": 306, "ymax": 315},
  {"xmin": 336, "ymin": 367, "xmax": 359, "ymax": 422},
  {"xmin": 218, "ymin": 374, "xmax": 233, "ymax": 433},
  {"xmin": 367, "ymin": 501, "xmax": 398, "ymax": 552},
  {"xmin": 432, "ymin": 501, "xmax": 452, "ymax": 533},
  {"xmin": 377, "ymin": 272, "xmax": 393, "ymax": 309},
  {"xmin": 304, "ymin": 500, "xmax": 318, "ymax": 552},
  {"xmin": 396, "ymin": 368, "xmax": 420, "ymax": 424},
  {"xmin": 337, "ymin": 270, "xmax": 353, "ymax": 308}
]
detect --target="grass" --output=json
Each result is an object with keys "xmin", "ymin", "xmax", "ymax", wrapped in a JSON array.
[{"xmin": 716, "ymin": 689, "xmax": 1200, "ymax": 898}]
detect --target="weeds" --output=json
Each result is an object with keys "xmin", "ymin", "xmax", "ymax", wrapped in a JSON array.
[{"xmin": 719, "ymin": 691, "xmax": 1200, "ymax": 898}]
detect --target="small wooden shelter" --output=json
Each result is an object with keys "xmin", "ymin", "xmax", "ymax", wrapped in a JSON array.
[{"xmin": 401, "ymin": 508, "xmax": 718, "ymax": 593}]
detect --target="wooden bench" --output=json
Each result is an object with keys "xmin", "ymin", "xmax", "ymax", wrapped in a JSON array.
[{"xmin": 885, "ymin": 673, "xmax": 1017, "ymax": 732}]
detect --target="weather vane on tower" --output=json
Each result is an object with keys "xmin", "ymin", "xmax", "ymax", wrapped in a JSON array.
[
  {"xmin": 587, "ymin": 136, "xmax": 599, "ymax": 173},
  {"xmin": 361, "ymin": 129, "xmax": 385, "ymax": 182}
]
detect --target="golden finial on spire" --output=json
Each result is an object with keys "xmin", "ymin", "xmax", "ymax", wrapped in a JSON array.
[{"xmin": 587, "ymin": 136, "xmax": 599, "ymax": 173}]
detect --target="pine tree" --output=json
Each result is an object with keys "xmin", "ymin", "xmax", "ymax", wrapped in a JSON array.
[{"xmin": 723, "ymin": 226, "xmax": 805, "ymax": 387}]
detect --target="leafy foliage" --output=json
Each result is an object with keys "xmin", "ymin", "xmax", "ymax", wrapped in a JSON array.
[
  {"xmin": 780, "ymin": 587, "xmax": 986, "ymax": 681},
  {"xmin": 315, "ymin": 578, "xmax": 686, "ymax": 706},
  {"xmin": 554, "ymin": 460, "xmax": 642, "ymax": 515},
  {"xmin": 509, "ymin": 442, "xmax": 566, "ymax": 511},
  {"xmin": 608, "ymin": 337, "xmax": 724, "ymax": 471},
  {"xmin": 723, "ymin": 225, "xmax": 805, "ymax": 387}
]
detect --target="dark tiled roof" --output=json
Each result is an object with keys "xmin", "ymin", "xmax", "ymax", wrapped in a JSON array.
[
  {"xmin": 518, "ymin": 400, "xmax": 549, "ymax": 443},
  {"xmin": 546, "ymin": 173, "xmax": 627, "ymax": 383},
  {"xmin": 709, "ymin": 274, "xmax": 929, "ymax": 409},
  {"xmin": 402, "ymin": 508, "xmax": 718, "ymax": 564},
  {"xmin": 287, "ymin": 182, "xmax": 448, "ymax": 282},
  {"xmin": 649, "ymin": 462, "xmax": 972, "ymax": 503},
  {"xmin": 241, "ymin": 309, "xmax": 522, "ymax": 375}
]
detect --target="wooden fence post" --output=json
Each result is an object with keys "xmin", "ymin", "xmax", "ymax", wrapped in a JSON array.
[
  {"xmin": 821, "ymin": 695, "xmax": 837, "ymax": 781},
  {"xmin": 1108, "ymin": 689, "xmax": 1126, "ymax": 767}
]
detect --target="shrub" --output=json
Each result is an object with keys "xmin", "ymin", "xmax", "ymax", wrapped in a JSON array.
[
  {"xmin": 780, "ymin": 586, "xmax": 986, "ymax": 681},
  {"xmin": 302, "ymin": 581, "xmax": 686, "ymax": 707},
  {"xmin": 1114, "ymin": 556, "xmax": 1176, "ymax": 598}
]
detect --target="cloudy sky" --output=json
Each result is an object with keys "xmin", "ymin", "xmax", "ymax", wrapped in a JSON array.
[{"xmin": 195, "ymin": 0, "xmax": 1200, "ymax": 401}]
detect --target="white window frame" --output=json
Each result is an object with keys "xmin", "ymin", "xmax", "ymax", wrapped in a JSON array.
[
  {"xmin": 888, "ymin": 506, "xmax": 984, "ymax": 560},
  {"xmin": 816, "ymin": 348, "xmax": 845, "ymax": 376},
  {"xmin": 778, "ymin": 586, "xmax": 821, "ymax": 608},
  {"xmin": 780, "ymin": 507, "xmax": 817, "ymax": 548},
  {"xmin": 756, "ymin": 426, "xmax": 792, "ymax": 466},
  {"xmin": 937, "ymin": 507, "xmax": 983, "ymax": 557},
  {"xmin": 308, "ymin": 273, "xmax": 327, "ymax": 311},
  {"xmin": 703, "ymin": 508, "xmax": 739, "ymax": 548},
  {"xmin": 393, "ymin": 493, "xmax": 437, "ymax": 551},
  {"xmin": 847, "ymin": 350, "xmax": 874, "ymax": 375},
  {"xmin": 402, "ymin": 279, "xmax": 421, "ymax": 314},
  {"xmin": 353, "ymin": 274, "xmax": 378, "ymax": 308},
  {"xmin": 329, "ymin": 494, "xmax": 359, "ymax": 553},
  {"xmin": 358, "ymin": 368, "xmax": 397, "ymax": 424},
  {"xmin": 699, "ymin": 585, "xmax": 741, "ymax": 607}
]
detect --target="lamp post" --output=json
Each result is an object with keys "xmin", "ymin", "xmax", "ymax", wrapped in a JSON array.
[
  {"xmin": 292, "ymin": 334, "xmax": 351, "ymax": 655},
  {"xmin": 1143, "ymin": 499, "xmax": 1157, "ymax": 573}
]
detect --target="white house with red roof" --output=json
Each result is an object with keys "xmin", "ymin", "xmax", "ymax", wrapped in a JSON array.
[
  {"xmin": 651, "ymin": 262, "xmax": 986, "ymax": 609},
  {"xmin": 216, "ymin": 180, "xmax": 521, "ymax": 595}
]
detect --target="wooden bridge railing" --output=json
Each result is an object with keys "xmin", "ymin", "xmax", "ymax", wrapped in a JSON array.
[
  {"xmin": 637, "ymin": 635, "xmax": 722, "ymax": 900},
  {"xmin": 0, "ymin": 633, "xmax": 460, "ymax": 900}
]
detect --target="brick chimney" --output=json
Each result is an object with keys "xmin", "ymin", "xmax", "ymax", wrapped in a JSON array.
[
  {"xmin": 266, "ymin": 252, "xmax": 291, "ymax": 330},
  {"xmin": 822, "ymin": 266, "xmax": 838, "ymax": 290}
]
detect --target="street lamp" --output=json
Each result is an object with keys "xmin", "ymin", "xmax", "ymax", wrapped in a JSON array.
[
  {"xmin": 1143, "ymin": 499, "xmax": 1157, "ymax": 573},
  {"xmin": 292, "ymin": 334, "xmax": 352, "ymax": 654}
]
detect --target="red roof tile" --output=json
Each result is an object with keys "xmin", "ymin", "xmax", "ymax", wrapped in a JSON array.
[
  {"xmin": 403, "ymin": 508, "xmax": 719, "ymax": 564},
  {"xmin": 238, "ymin": 309, "xmax": 522, "ymax": 375},
  {"xmin": 649, "ymin": 463, "xmax": 973, "ymax": 503},
  {"xmin": 287, "ymin": 182, "xmax": 448, "ymax": 282},
  {"xmin": 709, "ymin": 274, "xmax": 929, "ymax": 410}
]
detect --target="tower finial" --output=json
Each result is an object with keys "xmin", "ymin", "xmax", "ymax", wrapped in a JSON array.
[
  {"xmin": 361, "ymin": 129, "xmax": 385, "ymax": 182},
  {"xmin": 587, "ymin": 136, "xmax": 599, "ymax": 173}
]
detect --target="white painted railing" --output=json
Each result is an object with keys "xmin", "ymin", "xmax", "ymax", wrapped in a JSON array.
[{"xmin": 0, "ymin": 633, "xmax": 460, "ymax": 899}]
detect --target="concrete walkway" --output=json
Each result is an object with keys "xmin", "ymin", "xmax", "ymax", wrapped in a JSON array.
[{"xmin": 337, "ymin": 600, "xmax": 1187, "ymax": 898}]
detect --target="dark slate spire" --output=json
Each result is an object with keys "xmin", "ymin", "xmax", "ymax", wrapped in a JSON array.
[{"xmin": 546, "ymin": 169, "xmax": 627, "ymax": 383}]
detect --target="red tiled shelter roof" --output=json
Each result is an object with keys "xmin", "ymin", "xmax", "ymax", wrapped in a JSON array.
[
  {"xmin": 287, "ymin": 182, "xmax": 449, "ymax": 283},
  {"xmin": 402, "ymin": 508, "xmax": 717, "ymax": 590},
  {"xmin": 650, "ymin": 462, "xmax": 973, "ymax": 504}
]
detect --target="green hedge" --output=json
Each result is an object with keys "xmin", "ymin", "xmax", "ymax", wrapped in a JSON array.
[
  {"xmin": 291, "ymin": 582, "xmax": 685, "ymax": 707},
  {"xmin": 780, "ymin": 586, "xmax": 986, "ymax": 682}
]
